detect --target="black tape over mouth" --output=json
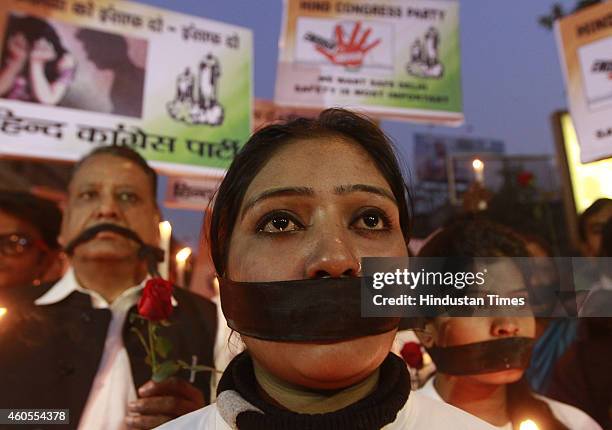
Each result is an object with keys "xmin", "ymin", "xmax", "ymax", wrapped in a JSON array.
[
  {"xmin": 63, "ymin": 223, "xmax": 164, "ymax": 275},
  {"xmin": 427, "ymin": 337, "xmax": 535, "ymax": 375},
  {"xmin": 219, "ymin": 277, "xmax": 400, "ymax": 342}
]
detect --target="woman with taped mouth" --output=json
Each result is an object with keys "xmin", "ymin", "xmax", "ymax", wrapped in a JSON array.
[
  {"xmin": 157, "ymin": 108, "xmax": 494, "ymax": 429},
  {"xmin": 415, "ymin": 219, "xmax": 601, "ymax": 430}
]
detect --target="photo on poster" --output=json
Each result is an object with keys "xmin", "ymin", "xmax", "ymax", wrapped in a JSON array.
[
  {"xmin": 0, "ymin": 12, "xmax": 148, "ymax": 117},
  {"xmin": 295, "ymin": 17, "xmax": 393, "ymax": 70},
  {"xmin": 577, "ymin": 36, "xmax": 612, "ymax": 112}
]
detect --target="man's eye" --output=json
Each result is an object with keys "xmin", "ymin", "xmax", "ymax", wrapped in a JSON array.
[
  {"xmin": 118, "ymin": 192, "xmax": 139, "ymax": 203},
  {"xmin": 78, "ymin": 190, "xmax": 97, "ymax": 200},
  {"xmin": 257, "ymin": 212, "xmax": 303, "ymax": 233},
  {"xmin": 351, "ymin": 209, "xmax": 391, "ymax": 230}
]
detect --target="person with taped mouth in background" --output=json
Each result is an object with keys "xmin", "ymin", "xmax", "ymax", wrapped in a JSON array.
[
  {"xmin": 415, "ymin": 219, "xmax": 601, "ymax": 430},
  {"xmin": 157, "ymin": 108, "xmax": 496, "ymax": 429},
  {"xmin": 0, "ymin": 145, "xmax": 217, "ymax": 430}
]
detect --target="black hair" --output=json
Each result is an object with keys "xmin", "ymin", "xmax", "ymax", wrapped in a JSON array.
[
  {"xmin": 0, "ymin": 190, "xmax": 61, "ymax": 249},
  {"xmin": 578, "ymin": 198, "xmax": 612, "ymax": 241},
  {"xmin": 418, "ymin": 219, "xmax": 568, "ymax": 430},
  {"xmin": 1, "ymin": 14, "xmax": 68, "ymax": 83},
  {"xmin": 71, "ymin": 145, "xmax": 158, "ymax": 203},
  {"xmin": 75, "ymin": 28, "xmax": 129, "ymax": 68},
  {"xmin": 419, "ymin": 218, "xmax": 528, "ymax": 258},
  {"xmin": 208, "ymin": 108, "xmax": 412, "ymax": 275}
]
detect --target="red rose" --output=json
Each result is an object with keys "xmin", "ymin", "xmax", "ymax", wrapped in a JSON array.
[
  {"xmin": 138, "ymin": 278, "xmax": 174, "ymax": 321},
  {"xmin": 401, "ymin": 341, "xmax": 424, "ymax": 369},
  {"xmin": 517, "ymin": 171, "xmax": 534, "ymax": 187}
]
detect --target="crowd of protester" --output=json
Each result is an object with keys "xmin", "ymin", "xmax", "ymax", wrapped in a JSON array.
[{"xmin": 0, "ymin": 110, "xmax": 610, "ymax": 429}]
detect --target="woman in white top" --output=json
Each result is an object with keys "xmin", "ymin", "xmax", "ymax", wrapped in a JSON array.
[
  {"xmin": 415, "ymin": 219, "xmax": 601, "ymax": 430},
  {"xmin": 157, "ymin": 109, "xmax": 495, "ymax": 429}
]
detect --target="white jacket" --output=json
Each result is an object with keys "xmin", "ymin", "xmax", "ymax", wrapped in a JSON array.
[
  {"xmin": 157, "ymin": 389, "xmax": 496, "ymax": 429},
  {"xmin": 419, "ymin": 377, "xmax": 602, "ymax": 430}
]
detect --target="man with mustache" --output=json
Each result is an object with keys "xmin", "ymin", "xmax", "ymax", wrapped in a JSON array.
[{"xmin": 0, "ymin": 146, "xmax": 217, "ymax": 430}]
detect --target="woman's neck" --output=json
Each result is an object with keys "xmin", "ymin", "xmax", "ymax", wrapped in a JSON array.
[
  {"xmin": 253, "ymin": 360, "xmax": 380, "ymax": 414},
  {"xmin": 434, "ymin": 374, "xmax": 509, "ymax": 427}
]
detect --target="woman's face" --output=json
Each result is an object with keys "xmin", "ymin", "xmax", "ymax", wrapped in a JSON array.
[
  {"xmin": 0, "ymin": 210, "xmax": 50, "ymax": 289},
  {"xmin": 226, "ymin": 136, "xmax": 408, "ymax": 390},
  {"xmin": 424, "ymin": 259, "xmax": 536, "ymax": 385}
]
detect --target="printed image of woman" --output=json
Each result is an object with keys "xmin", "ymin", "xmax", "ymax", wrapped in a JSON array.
[{"xmin": 0, "ymin": 15, "xmax": 75, "ymax": 105}]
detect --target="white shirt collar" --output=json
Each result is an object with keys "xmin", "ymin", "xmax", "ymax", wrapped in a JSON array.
[{"xmin": 35, "ymin": 268, "xmax": 178, "ymax": 309}]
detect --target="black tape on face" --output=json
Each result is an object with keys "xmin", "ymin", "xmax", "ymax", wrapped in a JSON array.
[
  {"xmin": 219, "ymin": 277, "xmax": 400, "ymax": 342},
  {"xmin": 63, "ymin": 223, "xmax": 164, "ymax": 265},
  {"xmin": 427, "ymin": 337, "xmax": 535, "ymax": 375}
]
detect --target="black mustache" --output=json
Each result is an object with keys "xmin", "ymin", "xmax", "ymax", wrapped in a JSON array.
[{"xmin": 63, "ymin": 223, "xmax": 164, "ymax": 264}]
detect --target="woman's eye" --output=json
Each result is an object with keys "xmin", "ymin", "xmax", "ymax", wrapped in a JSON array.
[
  {"xmin": 352, "ymin": 209, "xmax": 391, "ymax": 231},
  {"xmin": 257, "ymin": 213, "xmax": 303, "ymax": 233}
]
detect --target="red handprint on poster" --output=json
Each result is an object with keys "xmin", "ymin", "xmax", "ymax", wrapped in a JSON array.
[{"xmin": 314, "ymin": 21, "xmax": 381, "ymax": 69}]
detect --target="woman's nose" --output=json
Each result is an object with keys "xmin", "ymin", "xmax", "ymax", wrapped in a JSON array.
[
  {"xmin": 304, "ymin": 230, "xmax": 361, "ymax": 279},
  {"xmin": 490, "ymin": 317, "xmax": 520, "ymax": 337},
  {"xmin": 304, "ymin": 218, "xmax": 361, "ymax": 279}
]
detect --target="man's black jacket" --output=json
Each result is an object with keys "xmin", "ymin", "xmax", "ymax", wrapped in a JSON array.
[{"xmin": 0, "ymin": 282, "xmax": 217, "ymax": 429}]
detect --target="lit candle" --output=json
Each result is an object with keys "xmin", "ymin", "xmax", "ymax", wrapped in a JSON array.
[
  {"xmin": 159, "ymin": 221, "xmax": 172, "ymax": 279},
  {"xmin": 472, "ymin": 159, "xmax": 484, "ymax": 184},
  {"xmin": 175, "ymin": 247, "xmax": 192, "ymax": 287},
  {"xmin": 0, "ymin": 307, "xmax": 7, "ymax": 319},
  {"xmin": 212, "ymin": 276, "xmax": 220, "ymax": 296},
  {"xmin": 519, "ymin": 419, "xmax": 539, "ymax": 430}
]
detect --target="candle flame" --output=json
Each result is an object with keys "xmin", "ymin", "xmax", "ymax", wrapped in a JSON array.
[
  {"xmin": 519, "ymin": 419, "xmax": 539, "ymax": 430},
  {"xmin": 0, "ymin": 307, "xmax": 7, "ymax": 318},
  {"xmin": 472, "ymin": 159, "xmax": 484, "ymax": 170},
  {"xmin": 159, "ymin": 221, "xmax": 172, "ymax": 236},
  {"xmin": 176, "ymin": 247, "xmax": 192, "ymax": 263}
]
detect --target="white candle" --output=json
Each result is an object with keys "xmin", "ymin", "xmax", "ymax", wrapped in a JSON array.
[
  {"xmin": 158, "ymin": 221, "xmax": 172, "ymax": 279},
  {"xmin": 472, "ymin": 159, "xmax": 484, "ymax": 184},
  {"xmin": 175, "ymin": 247, "xmax": 192, "ymax": 287}
]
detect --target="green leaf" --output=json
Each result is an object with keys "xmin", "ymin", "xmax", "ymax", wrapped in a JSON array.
[
  {"xmin": 155, "ymin": 336, "xmax": 173, "ymax": 359},
  {"xmin": 152, "ymin": 360, "xmax": 180, "ymax": 382}
]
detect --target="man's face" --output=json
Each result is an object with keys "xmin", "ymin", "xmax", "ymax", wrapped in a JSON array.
[
  {"xmin": 583, "ymin": 204, "xmax": 612, "ymax": 257},
  {"xmin": 60, "ymin": 154, "xmax": 160, "ymax": 261}
]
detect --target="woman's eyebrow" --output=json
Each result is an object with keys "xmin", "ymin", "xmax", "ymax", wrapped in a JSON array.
[
  {"xmin": 241, "ymin": 186, "xmax": 314, "ymax": 219},
  {"xmin": 334, "ymin": 184, "xmax": 397, "ymax": 203}
]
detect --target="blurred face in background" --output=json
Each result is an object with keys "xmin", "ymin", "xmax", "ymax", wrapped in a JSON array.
[
  {"xmin": 0, "ymin": 210, "xmax": 54, "ymax": 289},
  {"xmin": 421, "ymin": 259, "xmax": 536, "ymax": 385},
  {"xmin": 226, "ymin": 136, "xmax": 408, "ymax": 390},
  {"xmin": 59, "ymin": 154, "xmax": 160, "ymax": 263},
  {"xmin": 582, "ymin": 203, "xmax": 612, "ymax": 257}
]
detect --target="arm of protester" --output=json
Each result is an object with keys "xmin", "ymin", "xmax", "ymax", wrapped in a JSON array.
[
  {"xmin": 29, "ymin": 39, "xmax": 74, "ymax": 105},
  {"xmin": 125, "ymin": 377, "xmax": 205, "ymax": 429},
  {"xmin": 0, "ymin": 33, "xmax": 28, "ymax": 96}
]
